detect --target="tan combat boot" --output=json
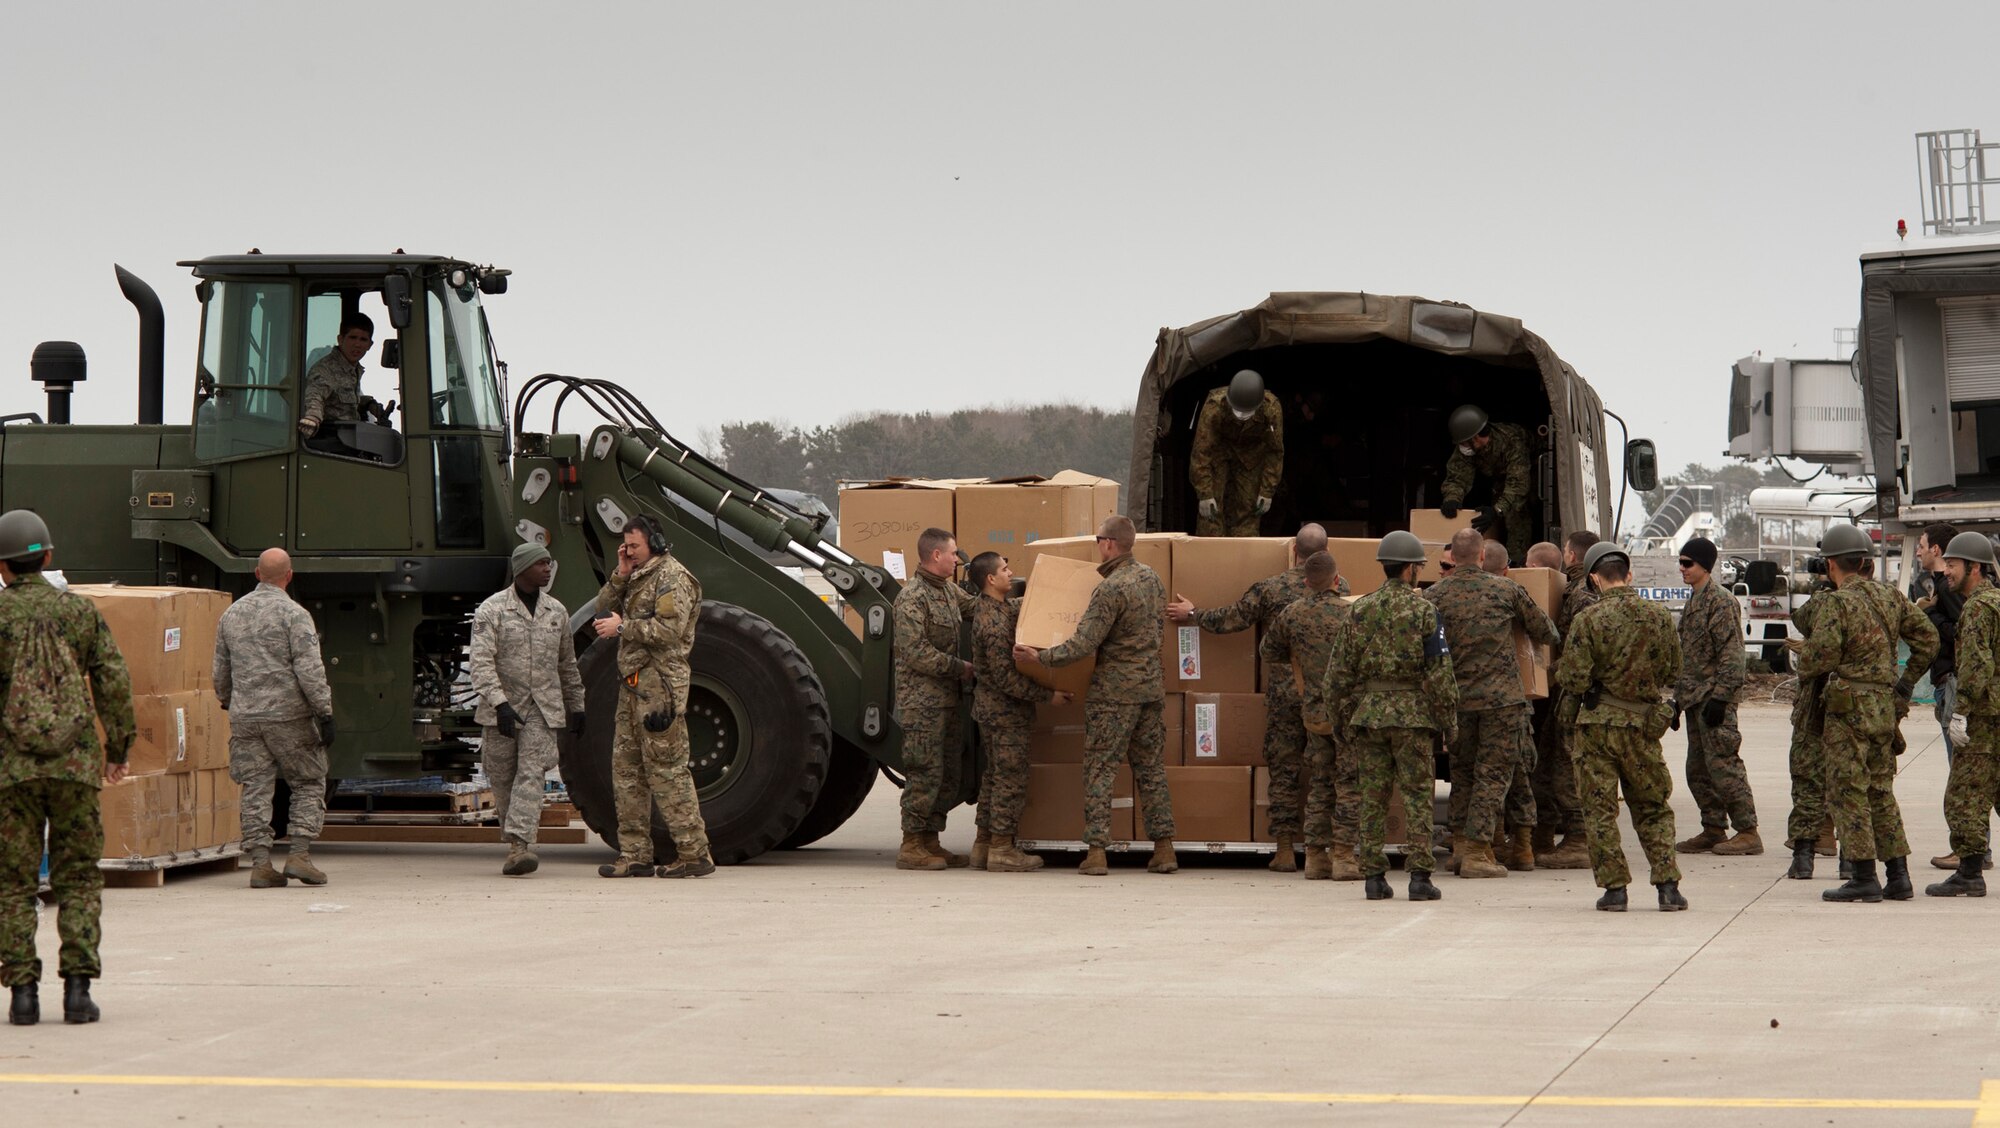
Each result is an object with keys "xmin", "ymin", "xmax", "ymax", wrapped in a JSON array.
[
  {"xmin": 1675, "ymin": 825, "xmax": 1727, "ymax": 853},
  {"xmin": 986, "ymin": 834, "xmax": 1045, "ymax": 872},
  {"xmin": 1458, "ymin": 841, "xmax": 1508, "ymax": 879},
  {"xmin": 897, "ymin": 832, "xmax": 947, "ymax": 871},
  {"xmin": 248, "ymin": 849, "xmax": 288, "ymax": 889},
  {"xmin": 1711, "ymin": 829, "xmax": 1764, "ymax": 856},
  {"xmin": 283, "ymin": 842, "xmax": 328, "ymax": 886},
  {"xmin": 1078, "ymin": 846, "xmax": 1109, "ymax": 876},
  {"xmin": 501, "ymin": 842, "xmax": 540, "ymax": 877},
  {"xmin": 1327, "ymin": 846, "xmax": 1364, "ymax": 881},
  {"xmin": 970, "ymin": 828, "xmax": 993, "ymax": 871},
  {"xmin": 1148, "ymin": 838, "xmax": 1179, "ymax": 874},
  {"xmin": 1539, "ymin": 832, "xmax": 1593, "ymax": 869},
  {"xmin": 922, "ymin": 832, "xmax": 970, "ymax": 868},
  {"xmin": 1816, "ymin": 817, "xmax": 1837, "ymax": 857},
  {"xmin": 1444, "ymin": 834, "xmax": 1468, "ymax": 875},
  {"xmin": 1269, "ymin": 834, "xmax": 1298, "ymax": 873},
  {"xmin": 1504, "ymin": 826, "xmax": 1535, "ymax": 872},
  {"xmin": 1302, "ymin": 845, "xmax": 1332, "ymax": 880}
]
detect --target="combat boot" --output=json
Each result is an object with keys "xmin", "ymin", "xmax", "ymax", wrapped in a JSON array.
[
  {"xmin": 8, "ymin": 983, "xmax": 35, "ymax": 1026},
  {"xmin": 1596, "ymin": 885, "xmax": 1628, "ymax": 912},
  {"xmin": 985, "ymin": 835, "xmax": 1044, "ymax": 872},
  {"xmin": 1078, "ymin": 846, "xmax": 1109, "ymax": 876},
  {"xmin": 1675, "ymin": 825, "xmax": 1726, "ymax": 854},
  {"xmin": 1328, "ymin": 847, "xmax": 1364, "ymax": 882},
  {"xmin": 1655, "ymin": 880, "xmax": 1689, "ymax": 911},
  {"xmin": 1302, "ymin": 845, "xmax": 1331, "ymax": 880},
  {"xmin": 657, "ymin": 850, "xmax": 716, "ymax": 878},
  {"xmin": 1268, "ymin": 834, "xmax": 1297, "ymax": 873},
  {"xmin": 1458, "ymin": 841, "xmax": 1507, "ymax": 879},
  {"xmin": 501, "ymin": 843, "xmax": 539, "ymax": 877},
  {"xmin": 1443, "ymin": 834, "xmax": 1467, "ymax": 875},
  {"xmin": 1925, "ymin": 853, "xmax": 1987, "ymax": 897},
  {"xmin": 283, "ymin": 842, "xmax": 328, "ymax": 886},
  {"xmin": 1815, "ymin": 818, "xmax": 1836, "ymax": 856},
  {"xmin": 1823, "ymin": 858, "xmax": 1884, "ymax": 903},
  {"xmin": 1364, "ymin": 873, "xmax": 1393, "ymax": 900},
  {"xmin": 1930, "ymin": 851, "xmax": 1958, "ymax": 870},
  {"xmin": 896, "ymin": 833, "xmax": 946, "ymax": 871},
  {"xmin": 970, "ymin": 829, "xmax": 992, "ymax": 871},
  {"xmin": 597, "ymin": 857, "xmax": 655, "ymax": 878},
  {"xmin": 62, "ymin": 977, "xmax": 97, "ymax": 1024},
  {"xmin": 248, "ymin": 849, "xmax": 288, "ymax": 889},
  {"xmin": 1710, "ymin": 829, "xmax": 1764, "ymax": 856},
  {"xmin": 1785, "ymin": 839, "xmax": 1815, "ymax": 880},
  {"xmin": 1539, "ymin": 833, "xmax": 1593, "ymax": 869},
  {"xmin": 1504, "ymin": 825, "xmax": 1535, "ymax": 872},
  {"xmin": 1147, "ymin": 839, "xmax": 1179, "ymax": 874},
  {"xmin": 1839, "ymin": 858, "xmax": 1854, "ymax": 880},
  {"xmin": 1407, "ymin": 869, "xmax": 1441, "ymax": 901},
  {"xmin": 922, "ymin": 832, "xmax": 970, "ymax": 869},
  {"xmin": 1882, "ymin": 856, "xmax": 1914, "ymax": 901}
]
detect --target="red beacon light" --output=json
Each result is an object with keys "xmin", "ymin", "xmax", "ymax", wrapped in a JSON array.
[{"xmin": 1898, "ymin": 218, "xmax": 1908, "ymax": 240}]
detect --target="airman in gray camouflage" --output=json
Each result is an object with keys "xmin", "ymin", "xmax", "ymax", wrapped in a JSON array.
[
  {"xmin": 1260, "ymin": 551, "xmax": 1360, "ymax": 880},
  {"xmin": 968, "ymin": 552, "xmax": 1059, "ymax": 873},
  {"xmin": 593, "ymin": 516, "xmax": 712, "ymax": 879},
  {"xmin": 0, "ymin": 511, "xmax": 134, "ymax": 1025},
  {"xmin": 1671, "ymin": 538, "xmax": 1759, "ymax": 856},
  {"xmin": 890, "ymin": 528, "xmax": 976, "ymax": 872},
  {"xmin": 471, "ymin": 542, "xmax": 586, "ymax": 877},
  {"xmin": 296, "ymin": 313, "xmax": 384, "ymax": 441},
  {"xmin": 1929, "ymin": 532, "xmax": 2000, "ymax": 898},
  {"xmin": 213, "ymin": 547, "xmax": 335, "ymax": 889},
  {"xmin": 1018, "ymin": 516, "xmax": 1178, "ymax": 876}
]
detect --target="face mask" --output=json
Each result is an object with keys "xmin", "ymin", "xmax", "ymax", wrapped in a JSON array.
[
  {"xmin": 1231, "ymin": 406, "xmax": 1256, "ymax": 422},
  {"xmin": 1457, "ymin": 443, "xmax": 1475, "ymax": 457}
]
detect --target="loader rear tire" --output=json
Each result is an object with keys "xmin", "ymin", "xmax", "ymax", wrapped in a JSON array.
[{"xmin": 560, "ymin": 603, "xmax": 831, "ymax": 865}]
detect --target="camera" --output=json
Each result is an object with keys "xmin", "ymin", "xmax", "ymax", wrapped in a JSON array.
[{"xmin": 1804, "ymin": 555, "xmax": 1827, "ymax": 575}]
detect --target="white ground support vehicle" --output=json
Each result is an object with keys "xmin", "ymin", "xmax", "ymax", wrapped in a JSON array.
[{"xmin": 1726, "ymin": 484, "xmax": 1879, "ymax": 672}]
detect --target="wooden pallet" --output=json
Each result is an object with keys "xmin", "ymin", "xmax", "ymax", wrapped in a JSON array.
[
  {"xmin": 314, "ymin": 824, "xmax": 588, "ymax": 845},
  {"xmin": 98, "ymin": 844, "xmax": 244, "ymax": 888},
  {"xmin": 327, "ymin": 788, "xmax": 495, "ymax": 816}
]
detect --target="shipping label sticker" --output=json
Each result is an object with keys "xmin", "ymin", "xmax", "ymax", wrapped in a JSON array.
[
  {"xmin": 881, "ymin": 551, "xmax": 907, "ymax": 581},
  {"xmin": 174, "ymin": 707, "xmax": 187, "ymax": 761},
  {"xmin": 1178, "ymin": 626, "xmax": 1201, "ymax": 679},
  {"xmin": 1111, "ymin": 797, "xmax": 1133, "ymax": 809},
  {"xmin": 163, "ymin": 626, "xmax": 182, "ymax": 653},
  {"xmin": 1194, "ymin": 701, "xmax": 1218, "ymax": 758}
]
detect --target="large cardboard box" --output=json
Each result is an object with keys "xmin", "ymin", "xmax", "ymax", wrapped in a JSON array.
[
  {"xmin": 834, "ymin": 478, "xmax": 972, "ymax": 577},
  {"xmin": 1514, "ymin": 626, "xmax": 1550, "ymax": 700},
  {"xmin": 194, "ymin": 768, "xmax": 244, "ymax": 848},
  {"xmin": 1182, "ymin": 693, "xmax": 1268, "ymax": 766},
  {"xmin": 1016, "ymin": 763, "xmax": 1134, "ymax": 842},
  {"xmin": 1014, "ymin": 553, "xmax": 1103, "ymax": 697},
  {"xmin": 1326, "ymin": 538, "xmax": 1385, "ymax": 597},
  {"xmin": 74, "ymin": 586, "xmax": 232, "ymax": 695},
  {"xmin": 1510, "ymin": 566, "xmax": 1564, "ymax": 620},
  {"xmin": 100, "ymin": 774, "xmax": 175, "ymax": 859},
  {"xmin": 1408, "ymin": 509, "xmax": 1473, "ymax": 582},
  {"xmin": 1021, "ymin": 533, "xmax": 1183, "ymax": 691},
  {"xmin": 1168, "ymin": 538, "xmax": 1289, "ymax": 694},
  {"xmin": 124, "ymin": 691, "xmax": 204, "ymax": 775},
  {"xmin": 952, "ymin": 471, "xmax": 1119, "ymax": 565},
  {"xmin": 1133, "ymin": 765, "xmax": 1253, "ymax": 844},
  {"xmin": 171, "ymin": 773, "xmax": 197, "ymax": 851},
  {"xmin": 1028, "ymin": 694, "xmax": 1182, "ymax": 765},
  {"xmin": 195, "ymin": 694, "xmax": 232, "ymax": 771}
]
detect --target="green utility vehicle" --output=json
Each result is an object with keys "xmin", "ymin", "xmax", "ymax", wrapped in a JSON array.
[{"xmin": 9, "ymin": 254, "xmax": 921, "ymax": 863}]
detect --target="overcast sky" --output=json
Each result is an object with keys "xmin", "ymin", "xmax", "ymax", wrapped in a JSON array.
[{"xmin": 2, "ymin": 3, "xmax": 1989, "ymax": 490}]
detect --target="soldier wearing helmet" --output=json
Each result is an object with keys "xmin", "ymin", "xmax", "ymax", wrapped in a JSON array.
[
  {"xmin": 1928, "ymin": 531, "xmax": 2000, "ymax": 898},
  {"xmin": 1440, "ymin": 404, "xmax": 1533, "ymax": 564},
  {"xmin": 1188, "ymin": 369, "xmax": 1284, "ymax": 537}
]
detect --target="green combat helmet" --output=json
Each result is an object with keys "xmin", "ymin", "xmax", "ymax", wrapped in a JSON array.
[
  {"xmin": 0, "ymin": 509, "xmax": 53, "ymax": 561},
  {"xmin": 1377, "ymin": 530, "xmax": 1428, "ymax": 563},
  {"xmin": 1582, "ymin": 540, "xmax": 1629, "ymax": 575},
  {"xmin": 1447, "ymin": 404, "xmax": 1489, "ymax": 446},
  {"xmin": 1226, "ymin": 369, "xmax": 1265, "ymax": 419},
  {"xmin": 1820, "ymin": 522, "xmax": 1872, "ymax": 560},
  {"xmin": 1943, "ymin": 531, "xmax": 1998, "ymax": 567}
]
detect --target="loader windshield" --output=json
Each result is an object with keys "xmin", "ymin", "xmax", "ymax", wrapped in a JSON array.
[{"xmin": 427, "ymin": 281, "xmax": 504, "ymax": 431}]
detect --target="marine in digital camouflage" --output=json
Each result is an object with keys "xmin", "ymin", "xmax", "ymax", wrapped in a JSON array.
[
  {"xmin": 1265, "ymin": 588, "xmax": 1358, "ymax": 847},
  {"xmin": 893, "ymin": 568, "xmax": 974, "ymax": 836},
  {"xmin": 971, "ymin": 594, "xmax": 1050, "ymax": 837},
  {"xmin": 1440, "ymin": 420, "xmax": 1533, "ymax": 560},
  {"xmin": 470, "ymin": 583, "xmax": 586, "ymax": 846},
  {"xmin": 1201, "ymin": 565, "xmax": 1309, "ymax": 835},
  {"xmin": 1555, "ymin": 584, "xmax": 1682, "ymax": 889},
  {"xmin": 1677, "ymin": 578, "xmax": 1755, "ymax": 833},
  {"xmin": 1945, "ymin": 580, "xmax": 2000, "ymax": 859},
  {"xmin": 1425, "ymin": 566, "xmax": 1557, "ymax": 842},
  {"xmin": 1796, "ymin": 575, "xmax": 1937, "ymax": 862},
  {"xmin": 599, "ymin": 551, "xmax": 710, "ymax": 863},
  {"xmin": 1188, "ymin": 386, "xmax": 1284, "ymax": 537}
]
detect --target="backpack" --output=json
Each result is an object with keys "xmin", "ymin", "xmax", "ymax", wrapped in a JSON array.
[{"xmin": 3, "ymin": 612, "xmax": 92, "ymax": 759}]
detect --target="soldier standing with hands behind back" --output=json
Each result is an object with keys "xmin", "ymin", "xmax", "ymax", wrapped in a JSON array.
[
  {"xmin": 1671, "ymin": 537, "xmax": 1760, "ymax": 857},
  {"xmin": 891, "ymin": 528, "xmax": 976, "ymax": 872}
]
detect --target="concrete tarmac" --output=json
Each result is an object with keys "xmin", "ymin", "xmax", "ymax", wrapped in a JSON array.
[{"xmin": 5, "ymin": 700, "xmax": 1998, "ymax": 1126}]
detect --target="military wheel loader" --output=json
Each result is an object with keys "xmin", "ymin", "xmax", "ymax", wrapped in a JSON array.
[{"xmin": 7, "ymin": 254, "xmax": 937, "ymax": 863}]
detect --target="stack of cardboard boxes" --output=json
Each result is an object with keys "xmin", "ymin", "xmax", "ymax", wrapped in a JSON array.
[
  {"xmin": 75, "ymin": 587, "xmax": 242, "ymax": 860},
  {"xmin": 836, "ymin": 471, "xmax": 1119, "ymax": 581}
]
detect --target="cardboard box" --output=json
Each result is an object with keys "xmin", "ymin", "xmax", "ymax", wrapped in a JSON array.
[
  {"xmin": 1133, "ymin": 765, "xmax": 1253, "ymax": 843},
  {"xmin": 100, "ymin": 774, "xmax": 175, "ymax": 859},
  {"xmin": 1408, "ymin": 509, "xmax": 1475, "ymax": 582},
  {"xmin": 1327, "ymin": 538, "xmax": 1385, "ymax": 597},
  {"xmin": 194, "ymin": 768, "xmax": 243, "ymax": 848},
  {"xmin": 1016, "ymin": 763, "xmax": 1134, "ymax": 842},
  {"xmin": 171, "ymin": 773, "xmax": 198, "ymax": 851},
  {"xmin": 1183, "ymin": 693, "xmax": 1268, "ymax": 766},
  {"xmin": 1510, "ymin": 566, "xmax": 1564, "ymax": 620},
  {"xmin": 195, "ymin": 694, "xmax": 232, "ymax": 771},
  {"xmin": 1168, "ymin": 537, "xmax": 1288, "ymax": 693},
  {"xmin": 124, "ymin": 691, "xmax": 203, "ymax": 775},
  {"xmin": 1024, "ymin": 533, "xmax": 1184, "ymax": 688},
  {"xmin": 74, "ymin": 586, "xmax": 232, "ymax": 695},
  {"xmin": 1014, "ymin": 553, "xmax": 1104, "ymax": 697},
  {"xmin": 952, "ymin": 471, "xmax": 1120, "ymax": 565},
  {"xmin": 1515, "ymin": 626, "xmax": 1550, "ymax": 700},
  {"xmin": 834, "ymin": 478, "xmax": 973, "ymax": 578},
  {"xmin": 1026, "ymin": 694, "xmax": 1183, "ymax": 765}
]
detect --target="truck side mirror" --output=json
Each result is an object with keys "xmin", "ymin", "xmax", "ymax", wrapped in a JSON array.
[
  {"xmin": 379, "ymin": 339, "xmax": 401, "ymax": 370},
  {"xmin": 382, "ymin": 273, "xmax": 414, "ymax": 330},
  {"xmin": 1626, "ymin": 438, "xmax": 1658, "ymax": 492}
]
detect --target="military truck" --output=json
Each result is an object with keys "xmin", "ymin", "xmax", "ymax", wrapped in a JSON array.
[
  {"xmin": 7, "ymin": 254, "xmax": 926, "ymax": 864},
  {"xmin": 1127, "ymin": 292, "xmax": 1656, "ymax": 544}
]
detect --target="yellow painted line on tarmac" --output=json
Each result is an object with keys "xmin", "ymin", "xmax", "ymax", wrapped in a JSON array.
[{"xmin": 0, "ymin": 1072, "xmax": 1987, "ymax": 1114}]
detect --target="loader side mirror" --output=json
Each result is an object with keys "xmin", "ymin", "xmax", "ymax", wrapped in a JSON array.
[
  {"xmin": 379, "ymin": 339, "xmax": 401, "ymax": 370},
  {"xmin": 1625, "ymin": 438, "xmax": 1658, "ymax": 492},
  {"xmin": 382, "ymin": 273, "xmax": 414, "ymax": 330}
]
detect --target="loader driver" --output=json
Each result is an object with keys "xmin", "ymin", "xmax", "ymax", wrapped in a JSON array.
[
  {"xmin": 1439, "ymin": 404, "xmax": 1532, "ymax": 564},
  {"xmin": 1189, "ymin": 369, "xmax": 1284, "ymax": 537},
  {"xmin": 297, "ymin": 313, "xmax": 393, "ymax": 458}
]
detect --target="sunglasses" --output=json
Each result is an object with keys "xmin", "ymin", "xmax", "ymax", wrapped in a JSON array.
[{"xmin": 1678, "ymin": 558, "xmax": 1696, "ymax": 567}]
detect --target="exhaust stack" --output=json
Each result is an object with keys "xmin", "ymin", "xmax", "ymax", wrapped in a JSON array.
[
  {"xmin": 115, "ymin": 265, "xmax": 164, "ymax": 425},
  {"xmin": 30, "ymin": 341, "xmax": 85, "ymax": 425}
]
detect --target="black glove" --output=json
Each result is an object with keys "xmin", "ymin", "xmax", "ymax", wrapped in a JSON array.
[
  {"xmin": 568, "ymin": 711, "xmax": 587, "ymax": 736},
  {"xmin": 1580, "ymin": 685, "xmax": 1601, "ymax": 712},
  {"xmin": 1700, "ymin": 698, "xmax": 1727, "ymax": 728},
  {"xmin": 495, "ymin": 702, "xmax": 522, "ymax": 738},
  {"xmin": 1668, "ymin": 707, "xmax": 1681, "ymax": 732},
  {"xmin": 316, "ymin": 715, "xmax": 336, "ymax": 749},
  {"xmin": 643, "ymin": 705, "xmax": 676, "ymax": 733},
  {"xmin": 1470, "ymin": 505, "xmax": 1500, "ymax": 533},
  {"xmin": 1439, "ymin": 504, "xmax": 1459, "ymax": 520}
]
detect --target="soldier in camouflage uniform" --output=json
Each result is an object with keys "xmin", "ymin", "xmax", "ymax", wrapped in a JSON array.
[
  {"xmin": 1189, "ymin": 370, "xmax": 1284, "ymax": 537},
  {"xmin": 1425, "ymin": 529, "xmax": 1558, "ymax": 879},
  {"xmin": 1929, "ymin": 533, "xmax": 1999, "ymax": 897},
  {"xmin": 1322, "ymin": 531, "xmax": 1456, "ymax": 902},
  {"xmin": 1533, "ymin": 531, "xmax": 1599, "ymax": 869},
  {"xmin": 1261, "ymin": 552, "xmax": 1361, "ymax": 880},
  {"xmin": 1440, "ymin": 404, "xmax": 1533, "ymax": 562},
  {"xmin": 0, "ymin": 511, "xmax": 134, "ymax": 1025},
  {"xmin": 470, "ymin": 542, "xmax": 587, "ymax": 877},
  {"xmin": 214, "ymin": 547, "xmax": 336, "ymax": 889},
  {"xmin": 1017, "ymin": 516, "xmax": 1178, "ymax": 876},
  {"xmin": 967, "ymin": 551, "xmax": 1063, "ymax": 873},
  {"xmin": 1671, "ymin": 537, "xmax": 1759, "ymax": 856},
  {"xmin": 592, "ymin": 515, "xmax": 713, "ymax": 879},
  {"xmin": 890, "ymin": 527, "xmax": 976, "ymax": 871},
  {"xmin": 296, "ymin": 313, "xmax": 386, "ymax": 442},
  {"xmin": 1555, "ymin": 542, "xmax": 1688, "ymax": 912},
  {"xmin": 1782, "ymin": 577, "xmax": 1837, "ymax": 879},
  {"xmin": 1796, "ymin": 523, "xmax": 1938, "ymax": 904},
  {"xmin": 1168, "ymin": 524, "xmax": 1341, "ymax": 871}
]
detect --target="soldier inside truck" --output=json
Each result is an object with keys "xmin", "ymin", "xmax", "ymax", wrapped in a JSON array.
[{"xmin": 1156, "ymin": 340, "xmax": 1552, "ymax": 551}]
